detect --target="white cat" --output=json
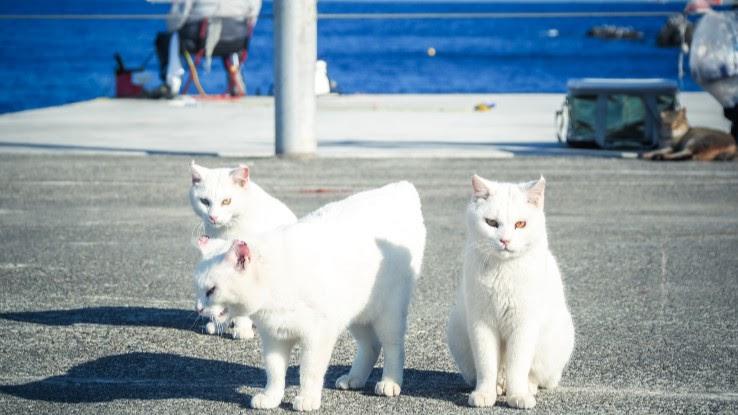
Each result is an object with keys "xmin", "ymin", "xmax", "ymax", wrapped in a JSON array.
[
  {"xmin": 447, "ymin": 175, "xmax": 574, "ymax": 409},
  {"xmin": 193, "ymin": 181, "xmax": 426, "ymax": 411},
  {"xmin": 189, "ymin": 161, "xmax": 297, "ymax": 339}
]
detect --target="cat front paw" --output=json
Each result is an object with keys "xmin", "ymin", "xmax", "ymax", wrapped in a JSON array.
[
  {"xmin": 231, "ymin": 323, "xmax": 255, "ymax": 340},
  {"xmin": 496, "ymin": 376, "xmax": 506, "ymax": 396},
  {"xmin": 507, "ymin": 393, "xmax": 536, "ymax": 409},
  {"xmin": 292, "ymin": 394, "xmax": 321, "ymax": 412},
  {"xmin": 468, "ymin": 390, "xmax": 497, "ymax": 407},
  {"xmin": 374, "ymin": 380, "xmax": 401, "ymax": 397},
  {"xmin": 205, "ymin": 321, "xmax": 216, "ymax": 335},
  {"xmin": 250, "ymin": 392, "xmax": 281, "ymax": 409},
  {"xmin": 336, "ymin": 374, "xmax": 365, "ymax": 390}
]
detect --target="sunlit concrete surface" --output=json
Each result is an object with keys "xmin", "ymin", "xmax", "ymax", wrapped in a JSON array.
[{"xmin": 0, "ymin": 155, "xmax": 736, "ymax": 414}]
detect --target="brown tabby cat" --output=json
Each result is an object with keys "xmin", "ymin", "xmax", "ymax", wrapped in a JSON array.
[{"xmin": 640, "ymin": 107, "xmax": 736, "ymax": 161}]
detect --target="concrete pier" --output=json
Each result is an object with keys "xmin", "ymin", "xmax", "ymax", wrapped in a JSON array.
[{"xmin": 0, "ymin": 93, "xmax": 728, "ymax": 157}]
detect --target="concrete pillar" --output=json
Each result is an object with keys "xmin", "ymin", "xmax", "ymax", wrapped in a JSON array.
[{"xmin": 274, "ymin": 0, "xmax": 317, "ymax": 156}]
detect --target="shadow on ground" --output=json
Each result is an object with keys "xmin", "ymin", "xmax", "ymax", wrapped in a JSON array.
[
  {"xmin": 318, "ymin": 139, "xmax": 634, "ymax": 158},
  {"xmin": 0, "ymin": 352, "xmax": 468, "ymax": 406},
  {"xmin": 0, "ymin": 307, "xmax": 198, "ymax": 331}
]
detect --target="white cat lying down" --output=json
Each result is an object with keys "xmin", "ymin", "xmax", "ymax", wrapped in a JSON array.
[{"xmin": 193, "ymin": 181, "xmax": 426, "ymax": 411}]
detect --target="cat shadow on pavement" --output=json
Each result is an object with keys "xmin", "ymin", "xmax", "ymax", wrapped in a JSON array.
[
  {"xmin": 0, "ymin": 352, "xmax": 260, "ymax": 405},
  {"xmin": 334, "ymin": 366, "xmax": 470, "ymax": 406},
  {"xmin": 0, "ymin": 238, "xmax": 470, "ymax": 406},
  {"xmin": 0, "ymin": 353, "xmax": 468, "ymax": 406},
  {"xmin": 0, "ymin": 306, "xmax": 199, "ymax": 331}
]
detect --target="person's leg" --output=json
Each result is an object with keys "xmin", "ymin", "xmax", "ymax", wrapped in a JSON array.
[
  {"xmin": 155, "ymin": 32, "xmax": 171, "ymax": 83},
  {"xmin": 723, "ymin": 104, "xmax": 738, "ymax": 139},
  {"xmin": 223, "ymin": 54, "xmax": 246, "ymax": 96},
  {"xmin": 217, "ymin": 18, "xmax": 250, "ymax": 96},
  {"xmin": 165, "ymin": 32, "xmax": 185, "ymax": 95}
]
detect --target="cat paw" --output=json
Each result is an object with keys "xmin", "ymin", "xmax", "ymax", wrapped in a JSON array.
[
  {"xmin": 468, "ymin": 390, "xmax": 497, "ymax": 407},
  {"xmin": 292, "ymin": 394, "xmax": 321, "ymax": 412},
  {"xmin": 529, "ymin": 381, "xmax": 539, "ymax": 396},
  {"xmin": 374, "ymin": 380, "xmax": 401, "ymax": 397},
  {"xmin": 507, "ymin": 393, "xmax": 537, "ymax": 409},
  {"xmin": 231, "ymin": 324, "xmax": 255, "ymax": 340},
  {"xmin": 336, "ymin": 374, "xmax": 365, "ymax": 390},
  {"xmin": 250, "ymin": 393, "xmax": 281, "ymax": 409},
  {"xmin": 205, "ymin": 322, "xmax": 216, "ymax": 335},
  {"xmin": 496, "ymin": 376, "xmax": 506, "ymax": 396}
]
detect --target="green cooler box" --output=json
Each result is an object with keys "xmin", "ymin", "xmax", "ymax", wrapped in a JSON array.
[{"xmin": 556, "ymin": 78, "xmax": 679, "ymax": 150}]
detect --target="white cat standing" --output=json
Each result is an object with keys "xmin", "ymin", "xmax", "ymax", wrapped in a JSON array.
[
  {"xmin": 447, "ymin": 175, "xmax": 574, "ymax": 409},
  {"xmin": 194, "ymin": 182, "xmax": 426, "ymax": 411},
  {"xmin": 189, "ymin": 161, "xmax": 297, "ymax": 339}
]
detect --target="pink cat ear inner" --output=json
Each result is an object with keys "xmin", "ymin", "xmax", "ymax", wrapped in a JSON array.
[
  {"xmin": 231, "ymin": 165, "xmax": 250, "ymax": 188},
  {"xmin": 193, "ymin": 235, "xmax": 213, "ymax": 257},
  {"xmin": 229, "ymin": 240, "xmax": 251, "ymax": 271},
  {"xmin": 526, "ymin": 176, "xmax": 546, "ymax": 209},
  {"xmin": 196, "ymin": 235, "xmax": 209, "ymax": 248},
  {"xmin": 471, "ymin": 174, "xmax": 491, "ymax": 199},
  {"xmin": 191, "ymin": 160, "xmax": 203, "ymax": 185}
]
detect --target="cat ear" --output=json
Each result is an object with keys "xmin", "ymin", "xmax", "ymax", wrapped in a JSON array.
[
  {"xmin": 471, "ymin": 174, "xmax": 491, "ymax": 200},
  {"xmin": 524, "ymin": 176, "xmax": 546, "ymax": 209},
  {"xmin": 191, "ymin": 160, "xmax": 206, "ymax": 185},
  {"xmin": 192, "ymin": 235, "xmax": 217, "ymax": 257},
  {"xmin": 227, "ymin": 240, "xmax": 251, "ymax": 271},
  {"xmin": 231, "ymin": 165, "xmax": 250, "ymax": 188},
  {"xmin": 196, "ymin": 235, "xmax": 209, "ymax": 248}
]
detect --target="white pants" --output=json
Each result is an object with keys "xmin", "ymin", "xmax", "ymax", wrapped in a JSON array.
[{"xmin": 166, "ymin": 32, "xmax": 185, "ymax": 94}]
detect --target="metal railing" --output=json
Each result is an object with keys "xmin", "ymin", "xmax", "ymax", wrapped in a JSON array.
[{"xmin": 0, "ymin": 10, "xmax": 682, "ymax": 21}]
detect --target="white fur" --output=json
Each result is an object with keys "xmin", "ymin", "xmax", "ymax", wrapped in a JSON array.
[
  {"xmin": 447, "ymin": 175, "xmax": 574, "ymax": 409},
  {"xmin": 189, "ymin": 161, "xmax": 297, "ymax": 339},
  {"xmin": 194, "ymin": 182, "xmax": 426, "ymax": 411}
]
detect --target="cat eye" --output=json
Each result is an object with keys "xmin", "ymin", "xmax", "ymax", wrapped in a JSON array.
[
  {"xmin": 515, "ymin": 221, "xmax": 527, "ymax": 229},
  {"xmin": 200, "ymin": 198, "xmax": 211, "ymax": 207},
  {"xmin": 221, "ymin": 198, "xmax": 232, "ymax": 206},
  {"xmin": 206, "ymin": 286, "xmax": 216, "ymax": 297},
  {"xmin": 485, "ymin": 218, "xmax": 499, "ymax": 228}
]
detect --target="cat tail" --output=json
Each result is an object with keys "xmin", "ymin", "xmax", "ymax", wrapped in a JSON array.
[
  {"xmin": 447, "ymin": 297, "xmax": 476, "ymax": 387},
  {"xmin": 388, "ymin": 181, "xmax": 427, "ymax": 282}
]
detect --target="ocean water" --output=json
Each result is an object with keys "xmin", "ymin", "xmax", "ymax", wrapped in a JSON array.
[{"xmin": 0, "ymin": 1, "xmax": 707, "ymax": 113}]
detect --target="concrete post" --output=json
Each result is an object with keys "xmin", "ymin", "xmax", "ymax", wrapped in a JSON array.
[{"xmin": 274, "ymin": 0, "xmax": 317, "ymax": 156}]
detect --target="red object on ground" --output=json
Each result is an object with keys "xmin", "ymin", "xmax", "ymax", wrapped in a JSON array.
[{"xmin": 115, "ymin": 71, "xmax": 144, "ymax": 98}]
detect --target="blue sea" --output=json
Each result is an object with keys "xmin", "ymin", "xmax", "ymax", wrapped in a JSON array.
[{"xmin": 0, "ymin": 1, "xmax": 710, "ymax": 113}]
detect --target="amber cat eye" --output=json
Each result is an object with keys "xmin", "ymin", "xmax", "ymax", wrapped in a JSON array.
[
  {"xmin": 515, "ymin": 221, "xmax": 527, "ymax": 229},
  {"xmin": 485, "ymin": 218, "xmax": 499, "ymax": 228},
  {"xmin": 222, "ymin": 198, "xmax": 232, "ymax": 206}
]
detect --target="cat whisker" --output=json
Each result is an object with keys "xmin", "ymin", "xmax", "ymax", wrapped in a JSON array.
[
  {"xmin": 189, "ymin": 314, "xmax": 203, "ymax": 331},
  {"xmin": 191, "ymin": 221, "xmax": 206, "ymax": 240}
]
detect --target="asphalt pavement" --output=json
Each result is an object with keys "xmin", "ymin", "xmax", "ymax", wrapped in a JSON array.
[{"xmin": 0, "ymin": 154, "xmax": 736, "ymax": 414}]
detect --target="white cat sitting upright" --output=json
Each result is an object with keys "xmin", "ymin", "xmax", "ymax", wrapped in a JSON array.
[
  {"xmin": 447, "ymin": 175, "xmax": 574, "ymax": 409},
  {"xmin": 194, "ymin": 181, "xmax": 426, "ymax": 411},
  {"xmin": 189, "ymin": 161, "xmax": 297, "ymax": 339}
]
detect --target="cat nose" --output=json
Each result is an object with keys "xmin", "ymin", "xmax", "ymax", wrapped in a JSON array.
[
  {"xmin": 208, "ymin": 215, "xmax": 218, "ymax": 224},
  {"xmin": 500, "ymin": 239, "xmax": 510, "ymax": 247}
]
